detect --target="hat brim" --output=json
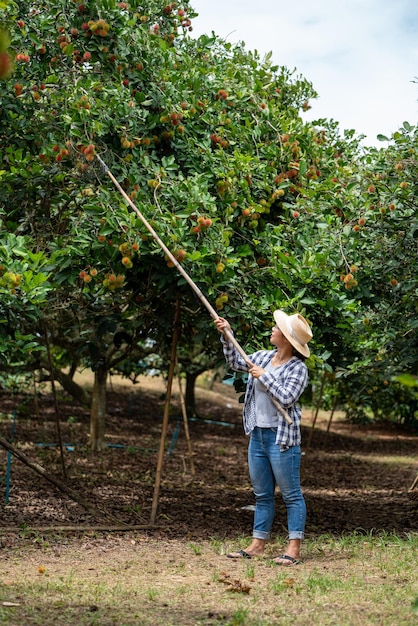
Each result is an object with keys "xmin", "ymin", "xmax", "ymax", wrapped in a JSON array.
[{"xmin": 273, "ymin": 310, "xmax": 311, "ymax": 358}]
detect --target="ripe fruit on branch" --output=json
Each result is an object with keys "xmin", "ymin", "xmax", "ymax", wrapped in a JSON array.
[
  {"xmin": 83, "ymin": 143, "xmax": 96, "ymax": 156},
  {"xmin": 271, "ymin": 189, "xmax": 285, "ymax": 200},
  {"xmin": 194, "ymin": 216, "xmax": 212, "ymax": 233},
  {"xmin": 344, "ymin": 279, "xmax": 358, "ymax": 290},
  {"xmin": 119, "ymin": 242, "xmax": 131, "ymax": 255},
  {"xmin": 103, "ymin": 273, "xmax": 124, "ymax": 289},
  {"xmin": 215, "ymin": 293, "xmax": 228, "ymax": 311},
  {"xmin": 217, "ymin": 89, "xmax": 228, "ymax": 100},
  {"xmin": 1, "ymin": 271, "xmax": 23, "ymax": 291},
  {"xmin": 215, "ymin": 262, "xmax": 225, "ymax": 273},
  {"xmin": 342, "ymin": 273, "xmax": 358, "ymax": 289},
  {"xmin": 174, "ymin": 249, "xmax": 186, "ymax": 262},
  {"xmin": 170, "ymin": 111, "xmax": 183, "ymax": 122},
  {"xmin": 15, "ymin": 52, "xmax": 30, "ymax": 63}
]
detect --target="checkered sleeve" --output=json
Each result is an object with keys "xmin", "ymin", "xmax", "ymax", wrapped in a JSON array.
[{"xmin": 219, "ymin": 334, "xmax": 250, "ymax": 372}]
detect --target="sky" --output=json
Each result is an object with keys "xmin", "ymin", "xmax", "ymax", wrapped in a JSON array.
[{"xmin": 190, "ymin": 0, "xmax": 418, "ymax": 147}]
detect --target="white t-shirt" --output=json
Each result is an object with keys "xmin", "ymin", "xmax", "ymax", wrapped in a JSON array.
[{"xmin": 254, "ymin": 360, "xmax": 280, "ymax": 428}]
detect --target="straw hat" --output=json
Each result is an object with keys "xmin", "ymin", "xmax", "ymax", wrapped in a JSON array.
[{"xmin": 273, "ymin": 310, "xmax": 313, "ymax": 358}]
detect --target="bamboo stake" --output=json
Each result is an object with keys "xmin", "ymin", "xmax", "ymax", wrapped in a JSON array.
[
  {"xmin": 150, "ymin": 299, "xmax": 181, "ymax": 524},
  {"xmin": 96, "ymin": 154, "xmax": 292, "ymax": 426},
  {"xmin": 44, "ymin": 321, "xmax": 67, "ymax": 481},
  {"xmin": 176, "ymin": 358, "xmax": 195, "ymax": 476},
  {"xmin": 326, "ymin": 393, "xmax": 338, "ymax": 433},
  {"xmin": 305, "ymin": 370, "xmax": 327, "ymax": 456},
  {"xmin": 408, "ymin": 474, "xmax": 418, "ymax": 492},
  {"xmin": 0, "ymin": 525, "xmax": 158, "ymax": 532},
  {"xmin": 32, "ymin": 372, "xmax": 41, "ymax": 422}
]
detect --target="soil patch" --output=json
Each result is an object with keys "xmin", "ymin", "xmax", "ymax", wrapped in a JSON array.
[{"xmin": 0, "ymin": 374, "xmax": 417, "ymax": 540}]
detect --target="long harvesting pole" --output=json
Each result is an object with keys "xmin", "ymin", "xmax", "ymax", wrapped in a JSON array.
[{"xmin": 96, "ymin": 155, "xmax": 292, "ymax": 425}]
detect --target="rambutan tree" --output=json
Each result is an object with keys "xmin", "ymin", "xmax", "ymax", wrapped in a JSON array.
[
  {"xmin": 1, "ymin": 0, "xmax": 416, "ymax": 448},
  {"xmin": 0, "ymin": 0, "xmax": 327, "ymax": 448}
]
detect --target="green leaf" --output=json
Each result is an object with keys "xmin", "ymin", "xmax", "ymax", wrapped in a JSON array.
[
  {"xmin": 394, "ymin": 374, "xmax": 418, "ymax": 388},
  {"xmin": 188, "ymin": 251, "xmax": 203, "ymax": 261}
]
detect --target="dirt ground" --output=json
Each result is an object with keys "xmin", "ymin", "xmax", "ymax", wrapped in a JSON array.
[{"xmin": 0, "ymin": 372, "xmax": 417, "ymax": 540}]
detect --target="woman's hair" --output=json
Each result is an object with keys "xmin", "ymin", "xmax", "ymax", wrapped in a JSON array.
[{"xmin": 292, "ymin": 347, "xmax": 307, "ymax": 362}]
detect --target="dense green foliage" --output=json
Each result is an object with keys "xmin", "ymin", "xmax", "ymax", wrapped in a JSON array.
[{"xmin": 0, "ymin": 0, "xmax": 417, "ymax": 434}]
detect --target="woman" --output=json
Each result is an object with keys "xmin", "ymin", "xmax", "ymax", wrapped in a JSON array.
[{"xmin": 214, "ymin": 310, "xmax": 312, "ymax": 566}]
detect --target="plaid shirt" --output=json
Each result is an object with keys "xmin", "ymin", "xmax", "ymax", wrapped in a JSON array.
[{"xmin": 220, "ymin": 336, "xmax": 308, "ymax": 447}]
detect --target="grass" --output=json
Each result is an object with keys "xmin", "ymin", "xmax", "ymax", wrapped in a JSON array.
[{"xmin": 1, "ymin": 531, "xmax": 417, "ymax": 625}]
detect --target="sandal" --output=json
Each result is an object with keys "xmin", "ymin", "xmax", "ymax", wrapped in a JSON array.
[
  {"xmin": 273, "ymin": 554, "xmax": 301, "ymax": 566},
  {"xmin": 227, "ymin": 549, "xmax": 253, "ymax": 559}
]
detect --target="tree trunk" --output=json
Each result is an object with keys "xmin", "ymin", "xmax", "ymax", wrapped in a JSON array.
[
  {"xmin": 90, "ymin": 365, "xmax": 107, "ymax": 451},
  {"xmin": 40, "ymin": 365, "xmax": 91, "ymax": 406}
]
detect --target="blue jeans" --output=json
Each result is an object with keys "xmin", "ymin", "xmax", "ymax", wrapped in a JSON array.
[{"xmin": 248, "ymin": 427, "xmax": 306, "ymax": 541}]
